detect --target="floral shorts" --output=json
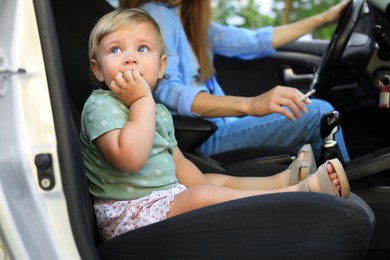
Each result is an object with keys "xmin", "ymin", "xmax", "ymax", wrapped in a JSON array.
[{"xmin": 94, "ymin": 184, "xmax": 187, "ymax": 241}]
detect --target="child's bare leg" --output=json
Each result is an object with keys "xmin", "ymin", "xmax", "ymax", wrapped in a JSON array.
[
  {"xmin": 168, "ymin": 161, "xmax": 344, "ymax": 218},
  {"xmin": 204, "ymin": 152, "xmax": 306, "ymax": 190},
  {"xmin": 205, "ymin": 170, "xmax": 290, "ymax": 190},
  {"xmin": 166, "ymin": 184, "xmax": 293, "ymax": 218}
]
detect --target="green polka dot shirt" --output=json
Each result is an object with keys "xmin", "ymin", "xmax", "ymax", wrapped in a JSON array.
[{"xmin": 80, "ymin": 89, "xmax": 178, "ymax": 200}]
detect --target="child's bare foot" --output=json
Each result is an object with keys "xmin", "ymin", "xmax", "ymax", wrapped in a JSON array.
[
  {"xmin": 309, "ymin": 163, "xmax": 341, "ymax": 193},
  {"xmin": 296, "ymin": 159, "xmax": 350, "ymax": 198}
]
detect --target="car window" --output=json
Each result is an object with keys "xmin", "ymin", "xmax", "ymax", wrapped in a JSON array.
[
  {"xmin": 212, "ymin": 0, "xmax": 338, "ymax": 40},
  {"xmin": 105, "ymin": 0, "xmax": 337, "ymax": 40}
]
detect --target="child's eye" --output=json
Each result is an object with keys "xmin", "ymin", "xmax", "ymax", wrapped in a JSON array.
[
  {"xmin": 110, "ymin": 47, "xmax": 122, "ymax": 54},
  {"xmin": 137, "ymin": 45, "xmax": 148, "ymax": 53}
]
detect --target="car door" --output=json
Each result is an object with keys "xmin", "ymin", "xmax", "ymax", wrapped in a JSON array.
[{"xmin": 0, "ymin": 0, "xmax": 97, "ymax": 258}]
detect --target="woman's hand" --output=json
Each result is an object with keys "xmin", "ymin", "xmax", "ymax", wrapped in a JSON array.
[
  {"xmin": 272, "ymin": 0, "xmax": 351, "ymax": 48},
  {"xmin": 109, "ymin": 69, "xmax": 152, "ymax": 106},
  {"xmin": 193, "ymin": 86, "xmax": 311, "ymax": 120},
  {"xmin": 319, "ymin": 0, "xmax": 352, "ymax": 27},
  {"xmin": 245, "ymin": 86, "xmax": 311, "ymax": 121}
]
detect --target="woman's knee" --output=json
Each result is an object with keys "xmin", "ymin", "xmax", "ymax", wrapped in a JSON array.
[{"xmin": 310, "ymin": 99, "xmax": 334, "ymax": 112}]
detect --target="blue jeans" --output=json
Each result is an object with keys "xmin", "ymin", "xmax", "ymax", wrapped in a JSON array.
[{"xmin": 199, "ymin": 99, "xmax": 350, "ymax": 162}]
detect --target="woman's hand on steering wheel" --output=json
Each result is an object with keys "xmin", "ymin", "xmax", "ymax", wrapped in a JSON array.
[{"xmin": 311, "ymin": 0, "xmax": 364, "ymax": 93}]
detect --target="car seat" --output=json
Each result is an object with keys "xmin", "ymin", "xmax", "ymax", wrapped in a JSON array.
[
  {"xmin": 44, "ymin": 0, "xmax": 376, "ymax": 258},
  {"xmin": 50, "ymin": 0, "xmax": 299, "ymax": 176}
]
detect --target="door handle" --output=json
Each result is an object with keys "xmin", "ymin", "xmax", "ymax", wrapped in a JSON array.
[
  {"xmin": 283, "ymin": 68, "xmax": 314, "ymax": 83},
  {"xmin": 0, "ymin": 67, "xmax": 26, "ymax": 96},
  {"xmin": 0, "ymin": 67, "xmax": 26, "ymax": 76}
]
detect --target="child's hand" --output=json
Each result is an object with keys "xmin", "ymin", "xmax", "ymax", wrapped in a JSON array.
[{"xmin": 109, "ymin": 69, "xmax": 152, "ymax": 106}]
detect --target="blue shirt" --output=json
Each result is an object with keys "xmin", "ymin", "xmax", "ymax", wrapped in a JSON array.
[{"xmin": 142, "ymin": 2, "xmax": 276, "ymax": 126}]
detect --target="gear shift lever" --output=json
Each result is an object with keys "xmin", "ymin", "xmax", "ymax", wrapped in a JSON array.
[{"xmin": 319, "ymin": 111, "xmax": 344, "ymax": 165}]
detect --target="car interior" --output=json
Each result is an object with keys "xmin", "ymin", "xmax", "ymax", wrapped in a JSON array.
[{"xmin": 29, "ymin": 0, "xmax": 390, "ymax": 258}]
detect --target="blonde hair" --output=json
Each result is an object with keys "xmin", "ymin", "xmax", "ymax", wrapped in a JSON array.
[
  {"xmin": 89, "ymin": 8, "xmax": 167, "ymax": 86},
  {"xmin": 121, "ymin": 0, "xmax": 214, "ymax": 82}
]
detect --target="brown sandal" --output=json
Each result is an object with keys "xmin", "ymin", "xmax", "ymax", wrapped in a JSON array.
[
  {"xmin": 287, "ymin": 144, "xmax": 317, "ymax": 185},
  {"xmin": 298, "ymin": 158, "xmax": 350, "ymax": 198},
  {"xmin": 297, "ymin": 144, "xmax": 317, "ymax": 175}
]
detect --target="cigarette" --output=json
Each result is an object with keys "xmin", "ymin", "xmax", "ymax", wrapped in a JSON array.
[{"xmin": 301, "ymin": 89, "xmax": 316, "ymax": 101}]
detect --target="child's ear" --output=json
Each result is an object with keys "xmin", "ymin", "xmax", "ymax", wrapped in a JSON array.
[
  {"xmin": 158, "ymin": 55, "xmax": 168, "ymax": 79},
  {"xmin": 90, "ymin": 59, "xmax": 104, "ymax": 82}
]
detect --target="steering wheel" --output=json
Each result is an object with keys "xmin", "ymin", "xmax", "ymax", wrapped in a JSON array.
[{"xmin": 311, "ymin": 0, "xmax": 365, "ymax": 92}]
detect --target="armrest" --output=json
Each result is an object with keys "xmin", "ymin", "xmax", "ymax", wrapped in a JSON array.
[
  {"xmin": 173, "ymin": 115, "xmax": 218, "ymax": 152},
  {"xmin": 346, "ymin": 146, "xmax": 390, "ymax": 181}
]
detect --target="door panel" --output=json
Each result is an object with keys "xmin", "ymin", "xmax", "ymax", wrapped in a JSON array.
[{"xmin": 214, "ymin": 40, "xmax": 327, "ymax": 96}]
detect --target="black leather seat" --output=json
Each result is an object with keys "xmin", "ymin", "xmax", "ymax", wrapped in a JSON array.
[{"xmin": 46, "ymin": 0, "xmax": 376, "ymax": 258}]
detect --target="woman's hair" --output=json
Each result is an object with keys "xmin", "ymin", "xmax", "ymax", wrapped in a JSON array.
[
  {"xmin": 89, "ymin": 8, "xmax": 167, "ymax": 87},
  {"xmin": 121, "ymin": 0, "xmax": 214, "ymax": 82}
]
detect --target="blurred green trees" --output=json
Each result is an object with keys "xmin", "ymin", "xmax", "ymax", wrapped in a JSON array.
[{"xmin": 212, "ymin": 0, "xmax": 340, "ymax": 39}]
